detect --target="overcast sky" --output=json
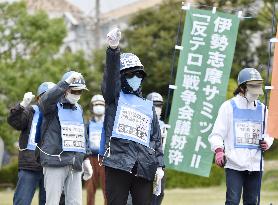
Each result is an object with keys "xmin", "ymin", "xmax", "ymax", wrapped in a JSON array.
[
  {"xmin": 67, "ymin": 0, "xmax": 139, "ymax": 15},
  {"xmin": 0, "ymin": 0, "xmax": 140, "ymax": 16}
]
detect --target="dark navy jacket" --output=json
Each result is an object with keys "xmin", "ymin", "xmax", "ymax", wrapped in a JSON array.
[
  {"xmin": 38, "ymin": 81, "xmax": 90, "ymax": 171},
  {"xmin": 101, "ymin": 47, "xmax": 164, "ymax": 181}
]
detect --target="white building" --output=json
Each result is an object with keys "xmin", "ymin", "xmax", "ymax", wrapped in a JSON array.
[
  {"xmin": 27, "ymin": 0, "xmax": 165, "ymax": 56},
  {"xmin": 2, "ymin": 0, "xmax": 164, "ymax": 56},
  {"xmin": 27, "ymin": 0, "xmax": 96, "ymax": 54}
]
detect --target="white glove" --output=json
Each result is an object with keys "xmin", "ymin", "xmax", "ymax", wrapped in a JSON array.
[
  {"xmin": 65, "ymin": 72, "xmax": 82, "ymax": 84},
  {"xmin": 82, "ymin": 158, "xmax": 93, "ymax": 181},
  {"xmin": 153, "ymin": 167, "xmax": 164, "ymax": 196},
  {"xmin": 20, "ymin": 92, "xmax": 35, "ymax": 107},
  {"xmin": 155, "ymin": 167, "xmax": 164, "ymax": 183},
  {"xmin": 107, "ymin": 28, "xmax": 121, "ymax": 49}
]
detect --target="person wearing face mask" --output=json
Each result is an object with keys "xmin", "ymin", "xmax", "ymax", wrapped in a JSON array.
[
  {"xmin": 7, "ymin": 81, "xmax": 55, "ymax": 205},
  {"xmin": 208, "ymin": 67, "xmax": 274, "ymax": 205},
  {"xmin": 101, "ymin": 28, "xmax": 164, "ymax": 205},
  {"xmin": 146, "ymin": 92, "xmax": 168, "ymax": 152},
  {"xmin": 85, "ymin": 94, "xmax": 107, "ymax": 205},
  {"xmin": 146, "ymin": 92, "xmax": 168, "ymax": 205},
  {"xmin": 38, "ymin": 71, "xmax": 93, "ymax": 205}
]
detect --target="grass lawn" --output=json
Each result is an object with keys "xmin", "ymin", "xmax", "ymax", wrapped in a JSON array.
[{"xmin": 1, "ymin": 186, "xmax": 277, "ymax": 205}]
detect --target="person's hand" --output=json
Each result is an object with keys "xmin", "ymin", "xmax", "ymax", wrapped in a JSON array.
[
  {"xmin": 155, "ymin": 167, "xmax": 164, "ymax": 183},
  {"xmin": 82, "ymin": 158, "xmax": 93, "ymax": 181},
  {"xmin": 153, "ymin": 167, "xmax": 164, "ymax": 196},
  {"xmin": 215, "ymin": 148, "xmax": 225, "ymax": 167},
  {"xmin": 259, "ymin": 139, "xmax": 268, "ymax": 152},
  {"xmin": 64, "ymin": 71, "xmax": 82, "ymax": 84},
  {"xmin": 20, "ymin": 92, "xmax": 35, "ymax": 107},
  {"xmin": 107, "ymin": 28, "xmax": 121, "ymax": 49}
]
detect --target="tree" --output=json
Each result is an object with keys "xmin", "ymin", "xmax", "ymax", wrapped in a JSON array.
[
  {"xmin": 123, "ymin": 0, "xmax": 181, "ymax": 98},
  {"xmin": 0, "ymin": 2, "xmax": 96, "ymax": 152}
]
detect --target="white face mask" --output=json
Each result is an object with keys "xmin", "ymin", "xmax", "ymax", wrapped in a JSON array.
[
  {"xmin": 155, "ymin": 106, "xmax": 162, "ymax": 119},
  {"xmin": 126, "ymin": 76, "xmax": 142, "ymax": 91},
  {"xmin": 93, "ymin": 105, "xmax": 105, "ymax": 115},
  {"xmin": 245, "ymin": 91, "xmax": 259, "ymax": 103},
  {"xmin": 66, "ymin": 93, "xmax": 81, "ymax": 104}
]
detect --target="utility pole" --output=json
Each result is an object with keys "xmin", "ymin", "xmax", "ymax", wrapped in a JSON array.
[{"xmin": 94, "ymin": 0, "xmax": 100, "ymax": 49}]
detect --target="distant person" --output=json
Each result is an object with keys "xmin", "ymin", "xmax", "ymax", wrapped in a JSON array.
[
  {"xmin": 85, "ymin": 94, "xmax": 107, "ymax": 205},
  {"xmin": 147, "ymin": 92, "xmax": 168, "ymax": 205},
  {"xmin": 209, "ymin": 68, "xmax": 274, "ymax": 205},
  {"xmin": 7, "ymin": 82, "xmax": 55, "ymax": 205}
]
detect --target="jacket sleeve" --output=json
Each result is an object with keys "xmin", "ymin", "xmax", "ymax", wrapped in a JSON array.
[
  {"xmin": 101, "ymin": 47, "xmax": 121, "ymax": 105},
  {"xmin": 7, "ymin": 103, "xmax": 32, "ymax": 131},
  {"xmin": 152, "ymin": 107, "xmax": 165, "ymax": 168},
  {"xmin": 208, "ymin": 101, "xmax": 230, "ymax": 152},
  {"xmin": 39, "ymin": 80, "xmax": 69, "ymax": 115}
]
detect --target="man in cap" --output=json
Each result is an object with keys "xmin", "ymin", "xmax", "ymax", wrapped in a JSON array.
[{"xmin": 38, "ymin": 71, "xmax": 93, "ymax": 205}]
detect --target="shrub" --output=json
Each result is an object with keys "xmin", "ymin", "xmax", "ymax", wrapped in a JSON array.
[
  {"xmin": 165, "ymin": 165, "xmax": 225, "ymax": 188},
  {"xmin": 262, "ymin": 170, "xmax": 278, "ymax": 191},
  {"xmin": 0, "ymin": 160, "xmax": 18, "ymax": 188}
]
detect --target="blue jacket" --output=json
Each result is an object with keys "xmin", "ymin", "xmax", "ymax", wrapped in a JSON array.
[{"xmin": 101, "ymin": 47, "xmax": 164, "ymax": 181}]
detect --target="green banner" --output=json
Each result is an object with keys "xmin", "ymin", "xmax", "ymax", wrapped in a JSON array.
[{"xmin": 164, "ymin": 8, "xmax": 239, "ymax": 177}]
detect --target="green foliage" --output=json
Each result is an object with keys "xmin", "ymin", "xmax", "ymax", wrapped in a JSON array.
[
  {"xmin": 227, "ymin": 78, "xmax": 237, "ymax": 99},
  {"xmin": 92, "ymin": 0, "xmax": 273, "ymax": 119},
  {"xmin": 123, "ymin": 0, "xmax": 181, "ymax": 98},
  {"xmin": 123, "ymin": 0, "xmax": 267, "ymax": 94},
  {"xmin": 0, "ymin": 2, "xmax": 95, "ymax": 152},
  {"xmin": 165, "ymin": 165, "xmax": 224, "ymax": 188},
  {"xmin": 265, "ymin": 140, "xmax": 278, "ymax": 160},
  {"xmin": 256, "ymin": 1, "xmax": 278, "ymax": 71},
  {"xmin": 0, "ymin": 160, "xmax": 18, "ymax": 187},
  {"xmin": 262, "ymin": 169, "xmax": 278, "ymax": 191}
]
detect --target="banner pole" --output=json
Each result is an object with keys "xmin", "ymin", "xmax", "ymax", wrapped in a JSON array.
[
  {"xmin": 258, "ymin": 1, "xmax": 276, "ymax": 204},
  {"xmin": 164, "ymin": 3, "xmax": 185, "ymax": 122}
]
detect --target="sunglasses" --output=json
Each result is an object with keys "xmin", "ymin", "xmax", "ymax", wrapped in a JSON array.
[
  {"xmin": 124, "ymin": 71, "xmax": 144, "ymax": 79},
  {"xmin": 70, "ymin": 89, "xmax": 83, "ymax": 95}
]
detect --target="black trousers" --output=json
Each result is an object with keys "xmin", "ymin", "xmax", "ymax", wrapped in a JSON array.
[
  {"xmin": 151, "ymin": 176, "xmax": 165, "ymax": 205},
  {"xmin": 105, "ymin": 166, "xmax": 153, "ymax": 205}
]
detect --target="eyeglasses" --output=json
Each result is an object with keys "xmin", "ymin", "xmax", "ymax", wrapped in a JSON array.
[
  {"xmin": 70, "ymin": 89, "xmax": 83, "ymax": 95},
  {"xmin": 124, "ymin": 71, "xmax": 145, "ymax": 79}
]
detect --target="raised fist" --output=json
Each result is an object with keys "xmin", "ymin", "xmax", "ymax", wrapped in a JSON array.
[
  {"xmin": 107, "ymin": 28, "xmax": 121, "ymax": 49},
  {"xmin": 20, "ymin": 92, "xmax": 35, "ymax": 107}
]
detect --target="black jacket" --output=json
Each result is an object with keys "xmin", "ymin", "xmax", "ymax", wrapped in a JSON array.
[
  {"xmin": 7, "ymin": 104, "xmax": 42, "ymax": 171},
  {"xmin": 38, "ymin": 81, "xmax": 90, "ymax": 171},
  {"xmin": 101, "ymin": 47, "xmax": 164, "ymax": 181}
]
